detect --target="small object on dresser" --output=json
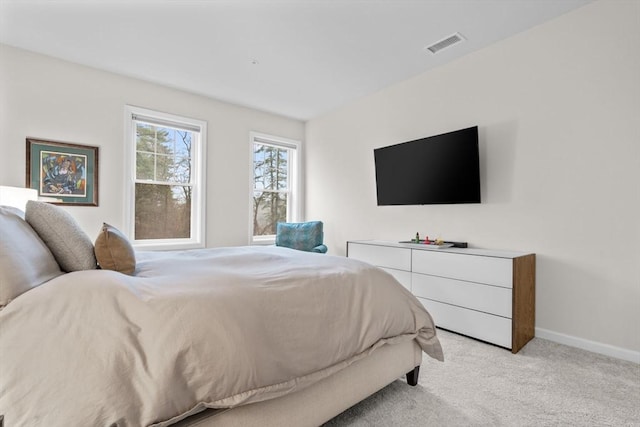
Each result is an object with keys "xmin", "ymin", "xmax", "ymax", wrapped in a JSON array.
[{"xmin": 415, "ymin": 232, "xmax": 420, "ymax": 243}]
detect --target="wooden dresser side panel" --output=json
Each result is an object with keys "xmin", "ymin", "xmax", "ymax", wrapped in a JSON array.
[{"xmin": 512, "ymin": 254, "xmax": 536, "ymax": 353}]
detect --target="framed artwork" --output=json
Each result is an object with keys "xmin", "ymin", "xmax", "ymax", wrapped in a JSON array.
[{"xmin": 26, "ymin": 138, "xmax": 99, "ymax": 206}]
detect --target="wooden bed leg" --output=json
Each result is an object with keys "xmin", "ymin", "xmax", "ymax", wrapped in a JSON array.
[{"xmin": 406, "ymin": 366, "xmax": 420, "ymax": 386}]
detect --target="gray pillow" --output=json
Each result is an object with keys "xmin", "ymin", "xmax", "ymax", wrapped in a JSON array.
[
  {"xmin": 0, "ymin": 206, "xmax": 63, "ymax": 306},
  {"xmin": 25, "ymin": 200, "xmax": 97, "ymax": 272}
]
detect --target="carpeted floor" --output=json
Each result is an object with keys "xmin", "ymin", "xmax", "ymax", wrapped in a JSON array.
[{"xmin": 324, "ymin": 329, "xmax": 640, "ymax": 426}]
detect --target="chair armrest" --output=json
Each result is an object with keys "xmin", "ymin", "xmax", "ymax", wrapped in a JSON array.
[{"xmin": 312, "ymin": 244, "xmax": 328, "ymax": 253}]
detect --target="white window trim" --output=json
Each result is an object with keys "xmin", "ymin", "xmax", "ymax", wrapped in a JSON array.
[
  {"xmin": 249, "ymin": 132, "xmax": 301, "ymax": 245},
  {"xmin": 124, "ymin": 105, "xmax": 207, "ymax": 250}
]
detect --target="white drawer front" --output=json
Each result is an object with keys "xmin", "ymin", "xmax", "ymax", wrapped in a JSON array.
[
  {"xmin": 412, "ymin": 250, "xmax": 513, "ymax": 288},
  {"xmin": 347, "ymin": 243, "xmax": 411, "ymax": 271},
  {"xmin": 419, "ymin": 298, "xmax": 512, "ymax": 349},
  {"xmin": 412, "ymin": 273, "xmax": 512, "ymax": 318},
  {"xmin": 381, "ymin": 268, "xmax": 411, "ymax": 291}
]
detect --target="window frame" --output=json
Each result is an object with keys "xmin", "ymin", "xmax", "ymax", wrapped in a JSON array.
[
  {"xmin": 124, "ymin": 105, "xmax": 207, "ymax": 250},
  {"xmin": 249, "ymin": 132, "xmax": 301, "ymax": 245}
]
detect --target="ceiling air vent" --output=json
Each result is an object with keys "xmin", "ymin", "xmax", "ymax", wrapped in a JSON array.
[{"xmin": 425, "ymin": 32, "xmax": 465, "ymax": 54}]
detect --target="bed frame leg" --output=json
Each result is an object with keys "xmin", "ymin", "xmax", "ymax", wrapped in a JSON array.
[{"xmin": 406, "ymin": 366, "xmax": 420, "ymax": 386}]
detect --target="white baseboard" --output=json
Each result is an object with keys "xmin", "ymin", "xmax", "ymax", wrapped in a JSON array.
[{"xmin": 535, "ymin": 327, "xmax": 640, "ymax": 364}]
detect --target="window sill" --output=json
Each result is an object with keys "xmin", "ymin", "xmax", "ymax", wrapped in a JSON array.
[
  {"xmin": 132, "ymin": 240, "xmax": 205, "ymax": 251},
  {"xmin": 251, "ymin": 236, "xmax": 275, "ymax": 246}
]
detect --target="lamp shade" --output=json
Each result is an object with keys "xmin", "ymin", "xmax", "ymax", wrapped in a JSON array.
[{"xmin": 0, "ymin": 186, "xmax": 38, "ymax": 211}]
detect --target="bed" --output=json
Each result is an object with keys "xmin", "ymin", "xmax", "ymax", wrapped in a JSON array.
[{"xmin": 0, "ymin": 203, "xmax": 443, "ymax": 426}]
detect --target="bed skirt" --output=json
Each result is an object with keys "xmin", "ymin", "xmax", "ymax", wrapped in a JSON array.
[{"xmin": 176, "ymin": 339, "xmax": 423, "ymax": 426}]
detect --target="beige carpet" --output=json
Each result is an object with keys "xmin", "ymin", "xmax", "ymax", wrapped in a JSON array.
[{"xmin": 324, "ymin": 329, "xmax": 640, "ymax": 426}]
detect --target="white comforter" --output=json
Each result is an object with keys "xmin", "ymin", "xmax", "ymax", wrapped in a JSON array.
[{"xmin": 0, "ymin": 246, "xmax": 443, "ymax": 426}]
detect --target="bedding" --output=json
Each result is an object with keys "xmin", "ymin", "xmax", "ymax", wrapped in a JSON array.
[
  {"xmin": 0, "ymin": 206, "xmax": 62, "ymax": 306},
  {"xmin": 94, "ymin": 222, "xmax": 137, "ymax": 274},
  {"xmin": 0, "ymin": 245, "xmax": 443, "ymax": 427},
  {"xmin": 24, "ymin": 200, "xmax": 97, "ymax": 271}
]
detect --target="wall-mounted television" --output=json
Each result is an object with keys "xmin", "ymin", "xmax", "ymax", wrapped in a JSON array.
[{"xmin": 374, "ymin": 126, "xmax": 480, "ymax": 205}]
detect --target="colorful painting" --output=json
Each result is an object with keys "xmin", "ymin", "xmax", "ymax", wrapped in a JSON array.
[
  {"xmin": 26, "ymin": 138, "xmax": 99, "ymax": 206},
  {"xmin": 39, "ymin": 151, "xmax": 87, "ymax": 196}
]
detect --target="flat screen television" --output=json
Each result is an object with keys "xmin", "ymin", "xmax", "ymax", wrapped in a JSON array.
[{"xmin": 374, "ymin": 126, "xmax": 480, "ymax": 205}]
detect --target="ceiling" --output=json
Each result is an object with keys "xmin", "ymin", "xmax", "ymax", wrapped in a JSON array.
[{"xmin": 0, "ymin": 0, "xmax": 591, "ymax": 121}]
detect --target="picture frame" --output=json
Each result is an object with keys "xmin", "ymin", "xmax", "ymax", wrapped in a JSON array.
[{"xmin": 26, "ymin": 138, "xmax": 99, "ymax": 206}]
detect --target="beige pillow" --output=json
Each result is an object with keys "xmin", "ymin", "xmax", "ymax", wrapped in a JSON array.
[
  {"xmin": 94, "ymin": 223, "xmax": 136, "ymax": 275},
  {"xmin": 25, "ymin": 200, "xmax": 97, "ymax": 272},
  {"xmin": 0, "ymin": 206, "xmax": 63, "ymax": 306}
]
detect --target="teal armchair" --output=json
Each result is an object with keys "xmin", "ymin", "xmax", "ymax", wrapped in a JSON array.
[{"xmin": 275, "ymin": 221, "xmax": 328, "ymax": 253}]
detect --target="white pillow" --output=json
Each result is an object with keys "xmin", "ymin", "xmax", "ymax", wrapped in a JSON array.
[
  {"xmin": 25, "ymin": 200, "xmax": 97, "ymax": 272},
  {"xmin": 0, "ymin": 206, "xmax": 63, "ymax": 306}
]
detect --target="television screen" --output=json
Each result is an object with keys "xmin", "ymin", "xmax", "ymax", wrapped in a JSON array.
[{"xmin": 374, "ymin": 126, "xmax": 480, "ymax": 205}]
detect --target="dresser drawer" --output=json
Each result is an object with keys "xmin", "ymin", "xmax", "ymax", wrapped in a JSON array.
[
  {"xmin": 412, "ymin": 250, "xmax": 513, "ymax": 288},
  {"xmin": 412, "ymin": 273, "xmax": 512, "ymax": 318},
  {"xmin": 347, "ymin": 243, "xmax": 411, "ymax": 271},
  {"xmin": 419, "ymin": 298, "xmax": 512, "ymax": 349},
  {"xmin": 381, "ymin": 268, "xmax": 411, "ymax": 291}
]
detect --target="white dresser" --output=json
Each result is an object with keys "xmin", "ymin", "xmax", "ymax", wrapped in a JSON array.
[{"xmin": 346, "ymin": 240, "xmax": 535, "ymax": 353}]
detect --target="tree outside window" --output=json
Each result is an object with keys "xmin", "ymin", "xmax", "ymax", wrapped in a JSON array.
[
  {"xmin": 135, "ymin": 123, "xmax": 193, "ymax": 240},
  {"xmin": 125, "ymin": 106, "xmax": 206, "ymax": 250},
  {"xmin": 250, "ymin": 133, "xmax": 300, "ymax": 243}
]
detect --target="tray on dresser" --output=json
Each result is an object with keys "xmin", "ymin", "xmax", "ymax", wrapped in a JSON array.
[{"xmin": 398, "ymin": 241, "xmax": 455, "ymax": 249}]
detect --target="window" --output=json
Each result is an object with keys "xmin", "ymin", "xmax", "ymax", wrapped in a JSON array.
[
  {"xmin": 250, "ymin": 132, "xmax": 300, "ymax": 244},
  {"xmin": 125, "ymin": 106, "xmax": 206, "ymax": 250}
]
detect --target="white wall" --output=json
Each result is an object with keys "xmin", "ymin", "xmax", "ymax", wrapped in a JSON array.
[
  {"xmin": 0, "ymin": 44, "xmax": 304, "ymax": 246},
  {"xmin": 305, "ymin": 0, "xmax": 640, "ymax": 355}
]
